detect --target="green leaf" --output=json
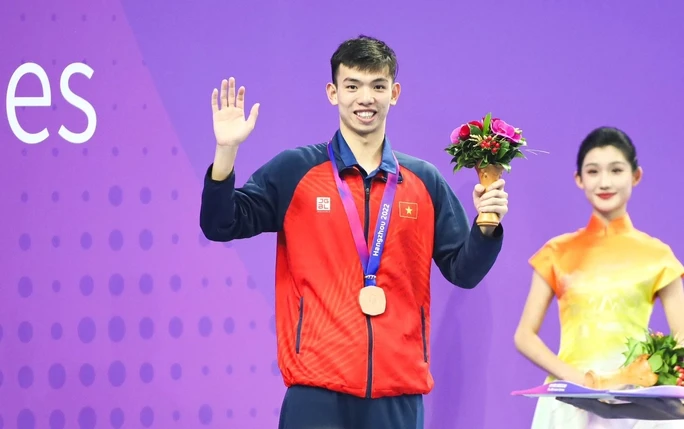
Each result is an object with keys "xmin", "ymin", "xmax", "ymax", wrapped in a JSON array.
[
  {"xmin": 671, "ymin": 354, "xmax": 677, "ymax": 365},
  {"xmin": 623, "ymin": 348, "xmax": 639, "ymax": 366},
  {"xmin": 658, "ymin": 371, "xmax": 679, "ymax": 386},
  {"xmin": 623, "ymin": 340, "xmax": 648, "ymax": 366},
  {"xmin": 655, "ymin": 349, "xmax": 666, "ymax": 362},
  {"xmin": 648, "ymin": 353, "xmax": 663, "ymax": 372},
  {"xmin": 496, "ymin": 147, "xmax": 510, "ymax": 161},
  {"xmin": 483, "ymin": 113, "xmax": 491, "ymax": 134},
  {"xmin": 468, "ymin": 124, "xmax": 483, "ymax": 136}
]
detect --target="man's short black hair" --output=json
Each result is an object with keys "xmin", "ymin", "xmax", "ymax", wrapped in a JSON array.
[{"xmin": 330, "ymin": 35, "xmax": 398, "ymax": 84}]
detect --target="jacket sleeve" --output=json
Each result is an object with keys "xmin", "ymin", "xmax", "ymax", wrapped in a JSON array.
[
  {"xmin": 431, "ymin": 173, "xmax": 504, "ymax": 289},
  {"xmin": 199, "ymin": 149, "xmax": 297, "ymax": 242}
]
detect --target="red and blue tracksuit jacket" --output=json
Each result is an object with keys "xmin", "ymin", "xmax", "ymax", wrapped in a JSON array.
[{"xmin": 200, "ymin": 130, "xmax": 503, "ymax": 399}]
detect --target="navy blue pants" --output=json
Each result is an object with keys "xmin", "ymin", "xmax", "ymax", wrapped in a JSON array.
[{"xmin": 278, "ymin": 385, "xmax": 424, "ymax": 429}]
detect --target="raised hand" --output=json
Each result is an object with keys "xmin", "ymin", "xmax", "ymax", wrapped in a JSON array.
[{"xmin": 211, "ymin": 77, "xmax": 260, "ymax": 148}]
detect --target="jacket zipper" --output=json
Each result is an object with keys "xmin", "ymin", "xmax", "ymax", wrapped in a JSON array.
[
  {"xmin": 363, "ymin": 180, "xmax": 374, "ymax": 399},
  {"xmin": 295, "ymin": 296, "xmax": 304, "ymax": 354},
  {"xmin": 421, "ymin": 306, "xmax": 428, "ymax": 362}
]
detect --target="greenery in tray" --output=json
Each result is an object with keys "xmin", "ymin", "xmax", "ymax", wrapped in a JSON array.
[{"xmin": 584, "ymin": 331, "xmax": 684, "ymax": 389}]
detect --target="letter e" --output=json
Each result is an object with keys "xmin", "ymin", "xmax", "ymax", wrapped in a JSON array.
[{"xmin": 6, "ymin": 63, "xmax": 51, "ymax": 144}]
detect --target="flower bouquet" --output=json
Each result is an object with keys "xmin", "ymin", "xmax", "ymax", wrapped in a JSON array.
[
  {"xmin": 446, "ymin": 112, "xmax": 527, "ymax": 227},
  {"xmin": 511, "ymin": 331, "xmax": 684, "ymax": 420},
  {"xmin": 584, "ymin": 331, "xmax": 684, "ymax": 390}
]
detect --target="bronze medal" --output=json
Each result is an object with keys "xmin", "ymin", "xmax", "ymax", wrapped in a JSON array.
[{"xmin": 359, "ymin": 286, "xmax": 386, "ymax": 316}]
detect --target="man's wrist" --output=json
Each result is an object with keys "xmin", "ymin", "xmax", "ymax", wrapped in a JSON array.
[{"xmin": 211, "ymin": 145, "xmax": 239, "ymax": 181}]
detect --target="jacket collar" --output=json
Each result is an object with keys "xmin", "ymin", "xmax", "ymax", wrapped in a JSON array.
[{"xmin": 330, "ymin": 129, "xmax": 399, "ymax": 177}]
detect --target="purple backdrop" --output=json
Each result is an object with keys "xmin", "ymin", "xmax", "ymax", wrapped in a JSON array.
[{"xmin": 2, "ymin": 0, "xmax": 683, "ymax": 428}]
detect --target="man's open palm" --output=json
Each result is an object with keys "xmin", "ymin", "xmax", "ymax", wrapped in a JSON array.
[{"xmin": 211, "ymin": 77, "xmax": 260, "ymax": 148}]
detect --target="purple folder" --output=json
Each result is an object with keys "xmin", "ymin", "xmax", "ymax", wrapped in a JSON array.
[
  {"xmin": 512, "ymin": 381, "xmax": 684, "ymax": 420},
  {"xmin": 511, "ymin": 381, "xmax": 684, "ymax": 399}
]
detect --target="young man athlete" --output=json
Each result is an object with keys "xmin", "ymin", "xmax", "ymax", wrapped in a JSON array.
[{"xmin": 200, "ymin": 35, "xmax": 509, "ymax": 429}]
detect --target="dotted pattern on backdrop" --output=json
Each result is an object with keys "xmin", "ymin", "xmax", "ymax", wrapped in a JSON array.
[{"xmin": 0, "ymin": 2, "xmax": 285, "ymax": 428}]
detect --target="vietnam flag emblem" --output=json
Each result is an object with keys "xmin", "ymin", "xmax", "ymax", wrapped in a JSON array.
[{"xmin": 399, "ymin": 202, "xmax": 418, "ymax": 219}]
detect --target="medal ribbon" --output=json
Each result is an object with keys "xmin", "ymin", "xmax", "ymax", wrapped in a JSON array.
[{"xmin": 326, "ymin": 141, "xmax": 399, "ymax": 287}]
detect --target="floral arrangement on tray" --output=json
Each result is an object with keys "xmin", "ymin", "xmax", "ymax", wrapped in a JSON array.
[{"xmin": 584, "ymin": 331, "xmax": 684, "ymax": 389}]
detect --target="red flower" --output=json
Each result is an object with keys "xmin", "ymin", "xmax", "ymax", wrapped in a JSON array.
[
  {"xmin": 458, "ymin": 124, "xmax": 471, "ymax": 139},
  {"xmin": 450, "ymin": 124, "xmax": 471, "ymax": 144}
]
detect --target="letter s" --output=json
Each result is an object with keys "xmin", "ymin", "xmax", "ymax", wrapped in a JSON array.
[{"xmin": 58, "ymin": 62, "xmax": 97, "ymax": 144}]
